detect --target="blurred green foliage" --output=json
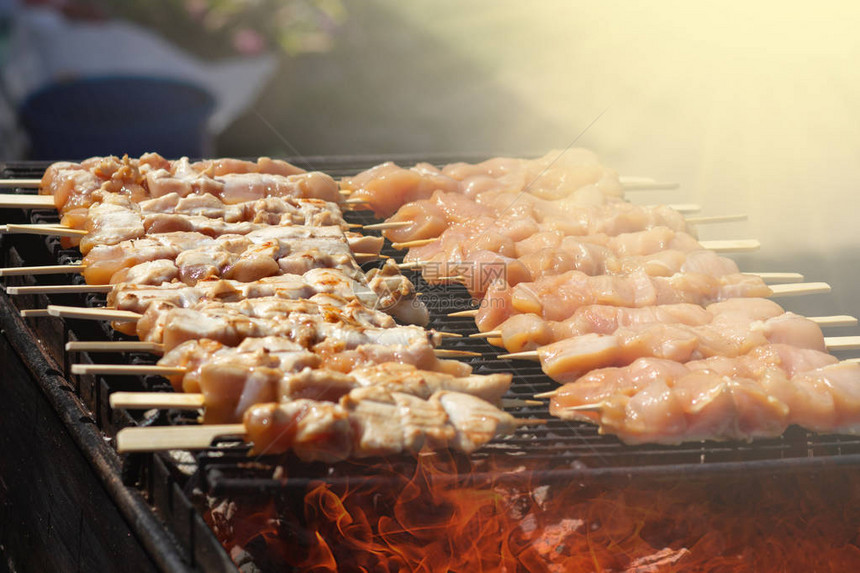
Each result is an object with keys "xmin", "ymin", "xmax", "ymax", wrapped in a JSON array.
[{"xmin": 114, "ymin": 0, "xmax": 345, "ymax": 59}]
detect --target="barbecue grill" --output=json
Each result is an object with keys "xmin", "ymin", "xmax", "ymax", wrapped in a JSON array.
[{"xmin": 3, "ymin": 157, "xmax": 860, "ymax": 571}]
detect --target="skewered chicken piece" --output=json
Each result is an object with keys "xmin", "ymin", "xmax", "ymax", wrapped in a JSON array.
[
  {"xmin": 153, "ymin": 337, "xmax": 509, "ymax": 423},
  {"xmin": 341, "ymin": 149, "xmax": 624, "ymax": 218},
  {"xmin": 243, "ymin": 389, "xmax": 529, "ymax": 460},
  {"xmin": 485, "ymin": 297, "xmax": 820, "ymax": 353},
  {"xmin": 40, "ymin": 153, "xmax": 340, "ymax": 213},
  {"xmin": 137, "ymin": 299, "xmax": 440, "ymax": 353},
  {"xmin": 81, "ymin": 226, "xmax": 381, "ymax": 283},
  {"xmin": 475, "ymin": 269, "xmax": 773, "ymax": 331},
  {"xmin": 105, "ymin": 261, "xmax": 426, "ymax": 330},
  {"xmin": 514, "ymin": 306, "xmax": 826, "ymax": 383},
  {"xmin": 160, "ymin": 336, "xmax": 480, "ymax": 406},
  {"xmin": 405, "ymin": 224, "xmax": 742, "ymax": 297},
  {"xmin": 382, "ymin": 191, "xmax": 688, "ymax": 246},
  {"xmin": 62, "ymin": 192, "xmax": 351, "ymax": 252},
  {"xmin": 549, "ymin": 344, "xmax": 860, "ymax": 445}
]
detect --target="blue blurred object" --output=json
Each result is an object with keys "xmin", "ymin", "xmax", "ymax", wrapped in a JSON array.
[{"xmin": 19, "ymin": 76, "xmax": 215, "ymax": 160}]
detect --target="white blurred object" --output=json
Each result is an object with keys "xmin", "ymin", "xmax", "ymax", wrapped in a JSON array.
[{"xmin": 1, "ymin": 6, "xmax": 276, "ymax": 135}]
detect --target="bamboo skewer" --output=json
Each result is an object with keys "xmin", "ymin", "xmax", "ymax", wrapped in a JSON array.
[
  {"xmin": 389, "ymin": 237, "xmax": 759, "ymax": 253},
  {"xmin": 0, "ymin": 194, "xmax": 54, "ymax": 207},
  {"xmin": 108, "ymin": 391, "xmax": 543, "ymax": 411},
  {"xmin": 66, "ymin": 340, "xmax": 165, "ymax": 354},
  {"xmin": 47, "ymin": 305, "xmax": 141, "ymax": 321},
  {"xmin": 362, "ymin": 221, "xmax": 412, "ymax": 231},
  {"xmin": 808, "ymin": 315, "xmax": 859, "ymax": 328},
  {"xmin": 769, "ymin": 282, "xmax": 831, "ymax": 297},
  {"xmin": 116, "ymin": 424, "xmax": 247, "ymax": 453},
  {"xmin": 684, "ymin": 214, "xmax": 748, "ymax": 224},
  {"xmin": 1, "ymin": 223, "xmax": 87, "ymax": 237},
  {"xmin": 448, "ymin": 309, "xmax": 480, "ymax": 318},
  {"xmin": 70, "ymin": 364, "xmax": 188, "ymax": 376},
  {"xmin": 469, "ymin": 314, "xmax": 859, "ymax": 339},
  {"xmin": 5, "ymin": 284, "xmax": 113, "ymax": 295},
  {"xmin": 115, "ymin": 416, "xmax": 545, "ymax": 453},
  {"xmin": 743, "ymin": 272, "xmax": 804, "ymax": 283},
  {"xmin": 618, "ymin": 181, "xmax": 680, "ymax": 191},
  {"xmin": 666, "ymin": 204, "xmax": 700, "ymax": 214},
  {"xmin": 0, "ymin": 180, "xmax": 41, "ymax": 189},
  {"xmin": 498, "ymin": 335, "xmax": 860, "ymax": 362},
  {"xmin": 46, "ymin": 304, "xmax": 463, "ymax": 339},
  {"xmin": 0, "ymin": 264, "xmax": 85, "ymax": 277}
]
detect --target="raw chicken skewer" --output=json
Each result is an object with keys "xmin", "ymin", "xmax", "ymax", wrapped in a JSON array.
[
  {"xmin": 472, "ymin": 269, "xmax": 821, "ymax": 331},
  {"xmin": 115, "ymin": 389, "xmax": 543, "ymax": 461},
  {"xmin": 469, "ymin": 298, "xmax": 849, "ymax": 353},
  {"xmin": 494, "ymin": 310, "xmax": 858, "ymax": 384},
  {"xmin": 547, "ymin": 345, "xmax": 860, "ymax": 445}
]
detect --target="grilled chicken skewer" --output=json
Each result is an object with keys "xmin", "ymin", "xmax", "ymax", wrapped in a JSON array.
[
  {"xmin": 39, "ymin": 154, "xmax": 342, "ymax": 215},
  {"xmin": 101, "ymin": 358, "xmax": 511, "ymax": 424},
  {"xmin": 116, "ymin": 389, "xmax": 540, "ymax": 461}
]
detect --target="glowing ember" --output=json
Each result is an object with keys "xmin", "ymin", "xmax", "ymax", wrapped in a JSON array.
[{"xmin": 207, "ymin": 456, "xmax": 860, "ymax": 571}]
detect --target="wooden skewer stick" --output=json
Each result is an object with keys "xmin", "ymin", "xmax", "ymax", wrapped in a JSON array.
[
  {"xmin": 391, "ymin": 237, "xmax": 758, "ymax": 253},
  {"xmin": 19, "ymin": 309, "xmax": 51, "ymax": 318},
  {"xmin": 391, "ymin": 238, "xmax": 437, "ymax": 250},
  {"xmin": 498, "ymin": 350, "xmax": 539, "ymax": 361},
  {"xmin": 66, "ymin": 340, "xmax": 165, "ymax": 354},
  {"xmin": 432, "ymin": 348, "xmax": 480, "ymax": 357},
  {"xmin": 685, "ymin": 214, "xmax": 748, "ymax": 224},
  {"xmin": 110, "ymin": 391, "xmax": 205, "ymax": 409},
  {"xmin": 344, "ymin": 198, "xmax": 370, "ymax": 206},
  {"xmin": 744, "ymin": 272, "xmax": 804, "ymax": 283},
  {"xmin": 362, "ymin": 221, "xmax": 412, "ymax": 231},
  {"xmin": 70, "ymin": 364, "xmax": 187, "ymax": 376},
  {"xmin": 1, "ymin": 223, "xmax": 87, "ymax": 237},
  {"xmin": 0, "ymin": 194, "xmax": 54, "ymax": 207},
  {"xmin": 823, "ymin": 336, "xmax": 860, "ymax": 351},
  {"xmin": 117, "ymin": 417, "xmax": 546, "ymax": 453},
  {"xmin": 498, "ymin": 335, "xmax": 860, "ymax": 362},
  {"xmin": 698, "ymin": 239, "xmax": 759, "ymax": 253},
  {"xmin": 469, "ymin": 314, "xmax": 859, "ymax": 339},
  {"xmin": 769, "ymin": 282, "xmax": 831, "ymax": 297},
  {"xmin": 808, "ymin": 315, "xmax": 858, "ymax": 328},
  {"xmin": 564, "ymin": 403, "xmax": 606, "ymax": 413},
  {"xmin": 620, "ymin": 181, "xmax": 679, "ymax": 191},
  {"xmin": 0, "ymin": 264, "xmax": 85, "ymax": 277},
  {"xmin": 448, "ymin": 309, "xmax": 479, "ymax": 318},
  {"xmin": 666, "ymin": 204, "xmax": 700, "ymax": 214},
  {"xmin": 470, "ymin": 331, "xmax": 501, "ymax": 338},
  {"xmin": 0, "ymin": 180, "xmax": 41, "ymax": 189},
  {"xmin": 451, "ymin": 283, "xmax": 829, "ymax": 319},
  {"xmin": 116, "ymin": 424, "xmax": 247, "ymax": 453},
  {"xmin": 5, "ymin": 284, "xmax": 113, "ymax": 295},
  {"xmin": 532, "ymin": 390, "xmax": 557, "ymax": 399},
  {"xmin": 47, "ymin": 305, "xmax": 141, "ymax": 322},
  {"xmin": 109, "ymin": 391, "xmax": 542, "ymax": 411}
]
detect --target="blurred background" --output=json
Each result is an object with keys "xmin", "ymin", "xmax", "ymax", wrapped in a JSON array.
[{"xmin": 0, "ymin": 0, "xmax": 858, "ymax": 316}]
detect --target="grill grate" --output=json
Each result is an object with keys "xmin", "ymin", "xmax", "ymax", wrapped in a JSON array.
[{"xmin": 3, "ymin": 157, "xmax": 860, "ymax": 499}]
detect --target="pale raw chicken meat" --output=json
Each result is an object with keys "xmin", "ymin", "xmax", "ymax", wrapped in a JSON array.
[
  {"xmin": 550, "ymin": 345, "xmax": 859, "ymax": 445},
  {"xmin": 342, "ymin": 162, "xmax": 461, "ymax": 217}
]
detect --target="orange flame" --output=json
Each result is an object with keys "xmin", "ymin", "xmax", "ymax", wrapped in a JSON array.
[{"xmin": 208, "ymin": 456, "xmax": 860, "ymax": 572}]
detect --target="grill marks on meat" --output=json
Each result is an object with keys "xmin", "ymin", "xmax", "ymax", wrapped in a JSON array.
[
  {"xmin": 41, "ymin": 153, "xmax": 338, "ymax": 214},
  {"xmin": 158, "ymin": 337, "xmax": 510, "ymax": 424},
  {"xmin": 244, "ymin": 390, "xmax": 520, "ymax": 461}
]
